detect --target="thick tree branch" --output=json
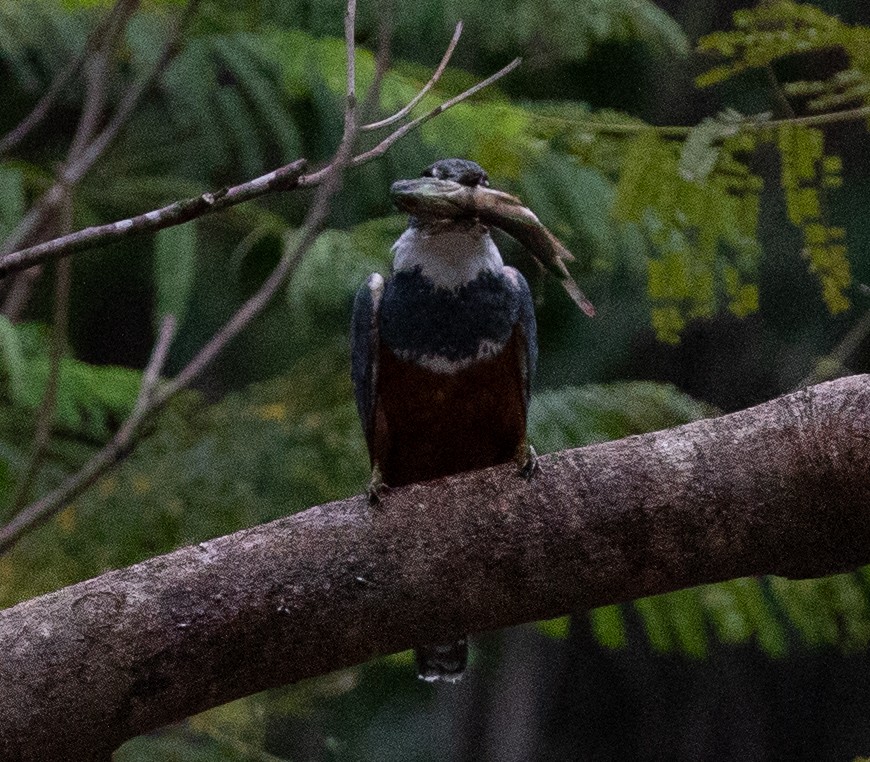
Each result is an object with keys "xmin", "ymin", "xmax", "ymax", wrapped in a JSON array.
[{"xmin": 0, "ymin": 376, "xmax": 868, "ymax": 760}]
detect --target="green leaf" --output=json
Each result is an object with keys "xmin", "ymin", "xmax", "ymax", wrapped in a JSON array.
[
  {"xmin": 536, "ymin": 616, "xmax": 571, "ymax": 639},
  {"xmin": 154, "ymin": 223, "xmax": 197, "ymax": 329},
  {"xmin": 634, "ymin": 596, "xmax": 674, "ymax": 652},
  {"xmin": 678, "ymin": 111, "xmax": 744, "ymax": 184},
  {"xmin": 589, "ymin": 605, "xmax": 627, "ymax": 649}
]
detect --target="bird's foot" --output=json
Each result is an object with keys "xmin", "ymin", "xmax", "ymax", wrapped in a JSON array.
[
  {"xmin": 518, "ymin": 443, "xmax": 540, "ymax": 481},
  {"xmin": 366, "ymin": 465, "xmax": 391, "ymax": 505}
]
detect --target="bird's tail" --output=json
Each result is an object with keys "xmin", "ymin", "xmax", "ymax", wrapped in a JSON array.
[{"xmin": 415, "ymin": 638, "xmax": 468, "ymax": 683}]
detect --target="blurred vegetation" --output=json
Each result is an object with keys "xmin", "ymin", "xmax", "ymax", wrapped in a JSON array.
[{"xmin": 1, "ymin": 0, "xmax": 870, "ymax": 758}]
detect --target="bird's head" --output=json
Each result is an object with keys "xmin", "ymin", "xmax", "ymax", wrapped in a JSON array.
[
  {"xmin": 396, "ymin": 159, "xmax": 490, "ymax": 231},
  {"xmin": 421, "ymin": 158, "xmax": 490, "ymax": 188}
]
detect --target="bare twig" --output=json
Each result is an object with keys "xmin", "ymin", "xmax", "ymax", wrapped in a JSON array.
[
  {"xmin": 0, "ymin": 0, "xmax": 197, "ymax": 316},
  {"xmin": 361, "ymin": 20, "xmax": 462, "ymax": 131},
  {"xmin": 358, "ymin": 0, "xmax": 394, "ymax": 123},
  {"xmin": 347, "ymin": 56, "xmax": 522, "ymax": 168},
  {"xmin": 0, "ymin": 53, "xmax": 521, "ymax": 279},
  {"xmin": 0, "ymin": 316, "xmax": 177, "ymax": 553},
  {"xmin": 0, "ymin": 160, "xmax": 308, "ymax": 278},
  {"xmin": 62, "ymin": 0, "xmax": 201, "ymax": 187},
  {"xmin": 67, "ymin": 0, "xmax": 140, "ymax": 162},
  {"xmin": 8, "ymin": 200, "xmax": 73, "ymax": 517}
]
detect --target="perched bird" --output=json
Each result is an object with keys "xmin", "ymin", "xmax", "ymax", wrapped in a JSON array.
[{"xmin": 350, "ymin": 158, "xmax": 538, "ymax": 682}]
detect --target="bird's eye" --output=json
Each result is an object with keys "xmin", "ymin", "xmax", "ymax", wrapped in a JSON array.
[{"xmin": 482, "ymin": 178, "xmax": 490, "ymax": 187}]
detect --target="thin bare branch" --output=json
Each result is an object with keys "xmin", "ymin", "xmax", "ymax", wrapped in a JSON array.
[
  {"xmin": 359, "ymin": 1, "xmax": 393, "ymax": 123},
  {"xmin": 0, "ymin": 315, "xmax": 177, "ymax": 553},
  {"xmin": 343, "ymin": 0, "xmax": 358, "ymax": 138},
  {"xmin": 300, "ymin": 55, "xmax": 523, "ymax": 188},
  {"xmin": 8, "ymin": 201, "xmax": 73, "ymax": 516},
  {"xmin": 0, "ymin": 46, "xmax": 520, "ymax": 279},
  {"xmin": 349, "ymin": 56, "xmax": 522, "ymax": 167},
  {"xmin": 361, "ymin": 20, "xmax": 462, "ymax": 131},
  {"xmin": 0, "ymin": 160, "xmax": 308, "ymax": 279}
]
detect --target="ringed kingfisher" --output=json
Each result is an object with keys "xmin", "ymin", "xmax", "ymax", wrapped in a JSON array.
[{"xmin": 350, "ymin": 158, "xmax": 538, "ymax": 683}]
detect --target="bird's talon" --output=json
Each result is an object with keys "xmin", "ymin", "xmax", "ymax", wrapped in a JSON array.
[
  {"xmin": 367, "ymin": 465, "xmax": 390, "ymax": 505},
  {"xmin": 518, "ymin": 444, "xmax": 539, "ymax": 481}
]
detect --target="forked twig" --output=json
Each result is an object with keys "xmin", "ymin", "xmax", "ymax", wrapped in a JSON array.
[
  {"xmin": 0, "ymin": 0, "xmax": 135, "ymax": 156},
  {"xmin": 0, "ymin": 48, "xmax": 521, "ymax": 278},
  {"xmin": 0, "ymin": 0, "xmax": 198, "ymax": 318},
  {"xmin": 361, "ymin": 20, "xmax": 462, "ymax": 131}
]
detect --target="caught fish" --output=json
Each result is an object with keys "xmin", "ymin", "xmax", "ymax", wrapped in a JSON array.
[{"xmin": 390, "ymin": 177, "xmax": 596, "ymax": 317}]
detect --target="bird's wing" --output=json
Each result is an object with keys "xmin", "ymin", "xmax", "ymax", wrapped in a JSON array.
[
  {"xmin": 504, "ymin": 266, "xmax": 538, "ymax": 406},
  {"xmin": 350, "ymin": 273, "xmax": 385, "ymax": 460}
]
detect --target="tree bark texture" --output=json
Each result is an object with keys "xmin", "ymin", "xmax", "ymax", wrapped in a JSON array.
[{"xmin": 1, "ymin": 376, "xmax": 868, "ymax": 760}]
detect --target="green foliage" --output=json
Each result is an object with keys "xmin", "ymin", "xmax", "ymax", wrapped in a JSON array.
[
  {"xmin": 695, "ymin": 1, "xmax": 870, "ymax": 90},
  {"xmin": 678, "ymin": 109, "xmax": 748, "ymax": 184},
  {"xmin": 777, "ymin": 124, "xmax": 850, "ymax": 313},
  {"xmin": 634, "ymin": 570, "xmax": 870, "ymax": 661},
  {"xmin": 613, "ymin": 130, "xmax": 761, "ymax": 343},
  {"xmin": 0, "ymin": 0, "xmax": 88, "ymax": 90},
  {"xmin": 0, "ymin": 342, "xmax": 368, "ymax": 606},
  {"xmin": 3, "ymin": 5, "xmax": 870, "ymax": 755},
  {"xmin": 0, "ymin": 321, "xmax": 140, "ymax": 438},
  {"xmin": 285, "ymin": 218, "xmax": 401, "ymax": 336},
  {"xmin": 465, "ymin": 0, "xmax": 690, "ymax": 63},
  {"xmin": 528, "ymin": 381, "xmax": 714, "ymax": 453},
  {"xmin": 0, "ymin": 320, "xmax": 141, "ymax": 525}
]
